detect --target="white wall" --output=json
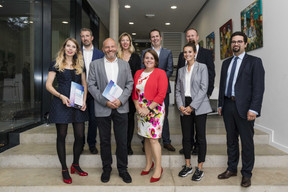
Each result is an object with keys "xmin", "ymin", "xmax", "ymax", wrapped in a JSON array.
[{"xmin": 189, "ymin": 0, "xmax": 288, "ymax": 152}]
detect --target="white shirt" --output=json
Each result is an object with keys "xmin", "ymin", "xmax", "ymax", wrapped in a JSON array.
[
  {"xmin": 184, "ymin": 64, "xmax": 195, "ymax": 97},
  {"xmin": 152, "ymin": 46, "xmax": 161, "ymax": 57},
  {"xmin": 83, "ymin": 46, "xmax": 94, "ymax": 80},
  {"xmin": 225, "ymin": 52, "xmax": 245, "ymax": 96},
  {"xmin": 104, "ymin": 57, "xmax": 118, "ymax": 83}
]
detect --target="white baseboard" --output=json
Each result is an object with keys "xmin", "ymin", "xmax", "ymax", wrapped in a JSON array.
[{"xmin": 255, "ymin": 123, "xmax": 288, "ymax": 153}]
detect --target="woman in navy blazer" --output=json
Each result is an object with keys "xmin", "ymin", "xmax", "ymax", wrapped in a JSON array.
[{"xmin": 175, "ymin": 42, "xmax": 212, "ymax": 181}]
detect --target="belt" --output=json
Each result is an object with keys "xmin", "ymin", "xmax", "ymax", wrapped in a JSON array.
[{"xmin": 224, "ymin": 96, "xmax": 236, "ymax": 101}]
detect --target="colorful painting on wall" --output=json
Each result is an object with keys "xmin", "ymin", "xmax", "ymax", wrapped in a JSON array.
[
  {"xmin": 206, "ymin": 32, "xmax": 215, "ymax": 61},
  {"xmin": 219, "ymin": 19, "xmax": 233, "ymax": 60},
  {"xmin": 241, "ymin": 0, "xmax": 263, "ymax": 51}
]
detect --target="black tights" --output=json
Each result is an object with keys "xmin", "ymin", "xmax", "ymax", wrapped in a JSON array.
[{"xmin": 56, "ymin": 122, "xmax": 84, "ymax": 170}]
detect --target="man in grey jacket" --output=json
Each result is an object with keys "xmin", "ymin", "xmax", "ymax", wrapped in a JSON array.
[{"xmin": 88, "ymin": 38, "xmax": 134, "ymax": 184}]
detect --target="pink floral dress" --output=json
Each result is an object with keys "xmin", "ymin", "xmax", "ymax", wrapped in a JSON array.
[{"xmin": 136, "ymin": 71, "xmax": 165, "ymax": 139}]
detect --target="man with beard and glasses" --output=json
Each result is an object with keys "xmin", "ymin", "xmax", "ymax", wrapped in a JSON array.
[
  {"xmin": 217, "ymin": 31, "xmax": 265, "ymax": 188},
  {"xmin": 80, "ymin": 28, "xmax": 104, "ymax": 154},
  {"xmin": 176, "ymin": 28, "xmax": 215, "ymax": 156}
]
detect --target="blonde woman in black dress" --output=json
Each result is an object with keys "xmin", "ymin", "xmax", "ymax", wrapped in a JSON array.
[{"xmin": 46, "ymin": 37, "xmax": 89, "ymax": 184}]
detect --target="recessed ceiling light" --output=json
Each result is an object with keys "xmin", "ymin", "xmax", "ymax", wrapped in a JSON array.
[
  {"xmin": 29, "ymin": 21, "xmax": 33, "ymax": 24},
  {"xmin": 145, "ymin": 13, "xmax": 155, "ymax": 18},
  {"xmin": 165, "ymin": 23, "xmax": 171, "ymax": 26},
  {"xmin": 129, "ymin": 22, "xmax": 134, "ymax": 25},
  {"xmin": 0, "ymin": 4, "xmax": 3, "ymax": 8},
  {"xmin": 171, "ymin": 6, "xmax": 177, "ymax": 9},
  {"xmin": 124, "ymin": 5, "xmax": 131, "ymax": 8},
  {"xmin": 132, "ymin": 33, "xmax": 136, "ymax": 36},
  {"xmin": 24, "ymin": 21, "xmax": 28, "ymax": 24},
  {"xmin": 62, "ymin": 21, "xmax": 69, "ymax": 24}
]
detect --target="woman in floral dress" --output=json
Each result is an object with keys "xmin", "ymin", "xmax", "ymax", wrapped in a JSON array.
[{"xmin": 132, "ymin": 49, "xmax": 168, "ymax": 183}]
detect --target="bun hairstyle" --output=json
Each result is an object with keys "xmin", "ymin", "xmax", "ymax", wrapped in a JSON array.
[{"xmin": 183, "ymin": 40, "xmax": 197, "ymax": 53}]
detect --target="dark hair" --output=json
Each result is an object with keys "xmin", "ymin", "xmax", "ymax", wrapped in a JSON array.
[
  {"xmin": 183, "ymin": 40, "xmax": 197, "ymax": 53},
  {"xmin": 80, "ymin": 28, "xmax": 93, "ymax": 36},
  {"xmin": 186, "ymin": 28, "xmax": 198, "ymax": 35},
  {"xmin": 143, "ymin": 49, "xmax": 159, "ymax": 68},
  {"xmin": 149, "ymin": 29, "xmax": 161, "ymax": 39},
  {"xmin": 230, "ymin": 31, "xmax": 248, "ymax": 43}
]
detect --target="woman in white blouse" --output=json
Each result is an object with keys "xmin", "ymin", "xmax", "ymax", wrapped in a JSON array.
[{"xmin": 175, "ymin": 41, "xmax": 212, "ymax": 181}]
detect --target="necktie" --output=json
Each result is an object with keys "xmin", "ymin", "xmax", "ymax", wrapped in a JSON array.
[{"xmin": 226, "ymin": 57, "xmax": 239, "ymax": 98}]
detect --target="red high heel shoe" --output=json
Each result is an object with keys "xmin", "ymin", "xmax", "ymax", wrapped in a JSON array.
[
  {"xmin": 150, "ymin": 168, "xmax": 163, "ymax": 183},
  {"xmin": 71, "ymin": 164, "xmax": 88, "ymax": 176},
  {"xmin": 140, "ymin": 162, "xmax": 154, "ymax": 175},
  {"xmin": 62, "ymin": 169, "xmax": 72, "ymax": 184}
]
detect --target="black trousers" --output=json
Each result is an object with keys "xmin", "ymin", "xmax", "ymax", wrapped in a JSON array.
[
  {"xmin": 162, "ymin": 94, "xmax": 171, "ymax": 144},
  {"xmin": 96, "ymin": 109, "xmax": 128, "ymax": 173},
  {"xmin": 223, "ymin": 98, "xmax": 255, "ymax": 178},
  {"xmin": 180, "ymin": 97, "xmax": 207, "ymax": 163},
  {"xmin": 127, "ymin": 96, "xmax": 136, "ymax": 149},
  {"xmin": 86, "ymin": 93, "xmax": 98, "ymax": 147}
]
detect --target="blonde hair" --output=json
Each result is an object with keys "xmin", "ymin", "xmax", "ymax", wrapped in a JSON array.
[
  {"xmin": 117, "ymin": 32, "xmax": 135, "ymax": 59},
  {"xmin": 54, "ymin": 37, "xmax": 84, "ymax": 75}
]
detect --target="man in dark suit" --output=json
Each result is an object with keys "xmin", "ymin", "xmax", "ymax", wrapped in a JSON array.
[
  {"xmin": 141, "ymin": 29, "xmax": 175, "ymax": 151},
  {"xmin": 217, "ymin": 31, "xmax": 265, "ymax": 187},
  {"xmin": 176, "ymin": 28, "xmax": 215, "ymax": 155},
  {"xmin": 88, "ymin": 38, "xmax": 134, "ymax": 183},
  {"xmin": 80, "ymin": 28, "xmax": 104, "ymax": 154}
]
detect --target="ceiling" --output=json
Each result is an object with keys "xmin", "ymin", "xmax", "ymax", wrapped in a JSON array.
[{"xmin": 88, "ymin": 0, "xmax": 208, "ymax": 40}]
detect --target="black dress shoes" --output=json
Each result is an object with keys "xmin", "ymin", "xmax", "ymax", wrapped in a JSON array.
[
  {"xmin": 163, "ymin": 144, "xmax": 176, "ymax": 151},
  {"xmin": 119, "ymin": 171, "xmax": 132, "ymax": 183},
  {"xmin": 241, "ymin": 177, "xmax": 251, "ymax": 187},
  {"xmin": 89, "ymin": 146, "xmax": 98, "ymax": 154},
  {"xmin": 128, "ymin": 147, "xmax": 133, "ymax": 155},
  {"xmin": 218, "ymin": 170, "xmax": 237, "ymax": 179},
  {"xmin": 101, "ymin": 171, "xmax": 111, "ymax": 183}
]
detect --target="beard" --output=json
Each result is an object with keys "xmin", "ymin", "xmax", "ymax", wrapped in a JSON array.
[{"xmin": 232, "ymin": 46, "xmax": 240, "ymax": 53}]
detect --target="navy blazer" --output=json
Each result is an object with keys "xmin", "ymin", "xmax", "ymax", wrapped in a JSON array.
[
  {"xmin": 141, "ymin": 47, "xmax": 173, "ymax": 94},
  {"xmin": 176, "ymin": 46, "xmax": 215, "ymax": 96},
  {"xmin": 81, "ymin": 47, "xmax": 104, "ymax": 71},
  {"xmin": 218, "ymin": 53, "xmax": 265, "ymax": 119}
]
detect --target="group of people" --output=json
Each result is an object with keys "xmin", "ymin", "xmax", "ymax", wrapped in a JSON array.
[{"xmin": 46, "ymin": 27, "xmax": 265, "ymax": 188}]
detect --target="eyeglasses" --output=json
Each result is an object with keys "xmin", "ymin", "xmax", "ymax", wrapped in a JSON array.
[{"xmin": 231, "ymin": 40, "xmax": 244, "ymax": 44}]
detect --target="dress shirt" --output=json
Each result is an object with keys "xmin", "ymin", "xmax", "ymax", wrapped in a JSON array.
[
  {"xmin": 104, "ymin": 57, "xmax": 118, "ymax": 83},
  {"xmin": 225, "ymin": 52, "xmax": 245, "ymax": 96},
  {"xmin": 83, "ymin": 46, "xmax": 94, "ymax": 80},
  {"xmin": 152, "ymin": 46, "xmax": 161, "ymax": 57},
  {"xmin": 184, "ymin": 44, "xmax": 199, "ymax": 65},
  {"xmin": 184, "ymin": 64, "xmax": 195, "ymax": 97}
]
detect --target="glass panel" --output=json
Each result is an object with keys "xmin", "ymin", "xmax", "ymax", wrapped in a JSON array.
[
  {"xmin": 82, "ymin": 9, "xmax": 90, "ymax": 30},
  {"xmin": 52, "ymin": 0, "xmax": 71, "ymax": 59},
  {"xmin": 0, "ymin": 0, "xmax": 42, "ymax": 133}
]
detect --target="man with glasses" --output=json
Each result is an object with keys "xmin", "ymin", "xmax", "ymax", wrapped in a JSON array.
[{"xmin": 217, "ymin": 31, "xmax": 265, "ymax": 187}]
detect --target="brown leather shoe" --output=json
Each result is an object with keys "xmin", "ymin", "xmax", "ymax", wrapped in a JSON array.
[
  {"xmin": 217, "ymin": 170, "xmax": 237, "ymax": 179},
  {"xmin": 163, "ymin": 144, "xmax": 176, "ymax": 151},
  {"xmin": 241, "ymin": 177, "xmax": 251, "ymax": 187}
]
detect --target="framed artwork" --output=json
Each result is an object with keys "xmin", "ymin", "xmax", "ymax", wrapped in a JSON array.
[
  {"xmin": 241, "ymin": 0, "xmax": 263, "ymax": 51},
  {"xmin": 219, "ymin": 19, "xmax": 233, "ymax": 60},
  {"xmin": 199, "ymin": 40, "xmax": 204, "ymax": 47},
  {"xmin": 206, "ymin": 32, "xmax": 215, "ymax": 61}
]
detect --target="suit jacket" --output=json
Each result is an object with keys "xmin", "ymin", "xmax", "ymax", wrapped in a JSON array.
[
  {"xmin": 81, "ymin": 47, "xmax": 104, "ymax": 63},
  {"xmin": 141, "ymin": 47, "xmax": 173, "ymax": 94},
  {"xmin": 87, "ymin": 57, "xmax": 134, "ymax": 117},
  {"xmin": 218, "ymin": 53, "xmax": 265, "ymax": 119},
  {"xmin": 176, "ymin": 46, "xmax": 215, "ymax": 96},
  {"xmin": 176, "ymin": 61, "xmax": 212, "ymax": 116}
]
